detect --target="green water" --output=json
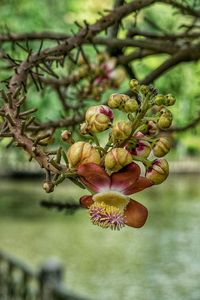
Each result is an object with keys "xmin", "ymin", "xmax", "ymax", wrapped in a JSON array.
[{"xmin": 0, "ymin": 174, "xmax": 200, "ymax": 300}]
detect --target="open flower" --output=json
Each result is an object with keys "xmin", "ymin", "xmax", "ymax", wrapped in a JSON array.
[{"xmin": 77, "ymin": 162, "xmax": 153, "ymax": 230}]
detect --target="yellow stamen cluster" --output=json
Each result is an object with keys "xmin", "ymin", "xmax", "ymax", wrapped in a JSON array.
[{"xmin": 89, "ymin": 202, "xmax": 125, "ymax": 230}]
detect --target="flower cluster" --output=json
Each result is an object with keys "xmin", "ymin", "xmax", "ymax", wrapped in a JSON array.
[
  {"xmin": 63, "ymin": 79, "xmax": 175, "ymax": 231},
  {"xmin": 76, "ymin": 53, "xmax": 125, "ymax": 101}
]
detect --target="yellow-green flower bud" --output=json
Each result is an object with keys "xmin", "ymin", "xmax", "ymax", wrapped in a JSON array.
[
  {"xmin": 85, "ymin": 105, "xmax": 113, "ymax": 133},
  {"xmin": 129, "ymin": 79, "xmax": 140, "ymax": 92},
  {"xmin": 158, "ymin": 109, "xmax": 173, "ymax": 129},
  {"xmin": 67, "ymin": 141, "xmax": 101, "ymax": 169},
  {"xmin": 123, "ymin": 98, "xmax": 139, "ymax": 113},
  {"xmin": 78, "ymin": 65, "xmax": 89, "ymax": 77},
  {"xmin": 111, "ymin": 121, "xmax": 132, "ymax": 142},
  {"xmin": 153, "ymin": 137, "xmax": 171, "ymax": 157},
  {"xmin": 154, "ymin": 94, "xmax": 166, "ymax": 106},
  {"xmin": 164, "ymin": 94, "xmax": 176, "ymax": 106},
  {"xmin": 105, "ymin": 148, "xmax": 132, "ymax": 173},
  {"xmin": 140, "ymin": 85, "xmax": 149, "ymax": 95},
  {"xmin": 145, "ymin": 159, "xmax": 169, "ymax": 184},
  {"xmin": 108, "ymin": 93, "xmax": 129, "ymax": 109}
]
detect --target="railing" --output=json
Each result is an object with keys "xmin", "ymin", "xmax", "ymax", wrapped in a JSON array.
[{"xmin": 0, "ymin": 250, "xmax": 88, "ymax": 300}]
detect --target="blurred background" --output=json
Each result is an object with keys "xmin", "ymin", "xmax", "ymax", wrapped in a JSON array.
[{"xmin": 0, "ymin": 1, "xmax": 200, "ymax": 300}]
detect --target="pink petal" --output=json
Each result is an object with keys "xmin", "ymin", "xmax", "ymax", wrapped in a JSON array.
[
  {"xmin": 124, "ymin": 176, "xmax": 153, "ymax": 194},
  {"xmin": 124, "ymin": 199, "xmax": 148, "ymax": 228},
  {"xmin": 77, "ymin": 163, "xmax": 111, "ymax": 192},
  {"xmin": 80, "ymin": 195, "xmax": 94, "ymax": 209},
  {"xmin": 110, "ymin": 162, "xmax": 141, "ymax": 195}
]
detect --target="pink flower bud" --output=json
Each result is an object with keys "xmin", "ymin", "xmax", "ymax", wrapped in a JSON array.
[
  {"xmin": 85, "ymin": 105, "xmax": 113, "ymax": 133},
  {"xmin": 147, "ymin": 121, "xmax": 159, "ymax": 137},
  {"xmin": 127, "ymin": 140, "xmax": 151, "ymax": 159},
  {"xmin": 67, "ymin": 141, "xmax": 101, "ymax": 169},
  {"xmin": 145, "ymin": 159, "xmax": 169, "ymax": 184}
]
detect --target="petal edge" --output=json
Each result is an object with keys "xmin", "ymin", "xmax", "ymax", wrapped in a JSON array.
[{"xmin": 124, "ymin": 199, "xmax": 148, "ymax": 228}]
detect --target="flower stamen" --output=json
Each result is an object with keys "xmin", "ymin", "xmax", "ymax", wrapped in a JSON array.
[{"xmin": 89, "ymin": 202, "xmax": 125, "ymax": 230}]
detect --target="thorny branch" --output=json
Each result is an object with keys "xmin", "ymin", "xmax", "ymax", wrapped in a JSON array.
[{"xmin": 0, "ymin": 0, "xmax": 200, "ymax": 191}]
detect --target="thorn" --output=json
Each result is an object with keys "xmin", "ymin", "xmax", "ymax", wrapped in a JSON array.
[
  {"xmin": 1, "ymin": 90, "xmax": 8, "ymax": 103},
  {"xmin": 15, "ymin": 106, "xmax": 20, "ymax": 117},
  {"xmin": 74, "ymin": 21, "xmax": 83, "ymax": 29},
  {"xmin": 37, "ymin": 40, "xmax": 44, "ymax": 55},
  {"xmin": 27, "ymin": 49, "xmax": 32, "ymax": 62},
  {"xmin": 50, "ymin": 158, "xmax": 62, "ymax": 171},
  {"xmin": 29, "ymin": 71, "xmax": 40, "ymax": 91},
  {"xmin": 6, "ymin": 138, "xmax": 14, "ymax": 148},
  {"xmin": 25, "ymin": 116, "xmax": 35, "ymax": 127},
  {"xmin": 61, "ymin": 149, "xmax": 68, "ymax": 165},
  {"xmin": 5, "ymin": 114, "xmax": 15, "ymax": 126},
  {"xmin": 79, "ymin": 46, "xmax": 91, "ymax": 68},
  {"xmin": 0, "ymin": 132, "xmax": 13, "ymax": 137},
  {"xmin": 17, "ymin": 96, "xmax": 26, "ymax": 106},
  {"xmin": 97, "ymin": 12, "xmax": 104, "ymax": 17},
  {"xmin": 33, "ymin": 133, "xmax": 52, "ymax": 146},
  {"xmin": 12, "ymin": 86, "xmax": 22, "ymax": 99},
  {"xmin": 16, "ymin": 42, "xmax": 29, "ymax": 52},
  {"xmin": 56, "ymin": 147, "xmax": 62, "ymax": 163},
  {"xmin": 19, "ymin": 108, "xmax": 37, "ymax": 117},
  {"xmin": 22, "ymin": 82, "xmax": 27, "ymax": 93}
]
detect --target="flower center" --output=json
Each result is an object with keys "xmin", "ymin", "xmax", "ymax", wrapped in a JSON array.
[
  {"xmin": 89, "ymin": 202, "xmax": 125, "ymax": 230},
  {"xmin": 93, "ymin": 191, "xmax": 128, "ymax": 209},
  {"xmin": 89, "ymin": 191, "xmax": 128, "ymax": 230}
]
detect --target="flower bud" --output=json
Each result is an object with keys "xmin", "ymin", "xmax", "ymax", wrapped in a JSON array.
[
  {"xmin": 129, "ymin": 79, "xmax": 140, "ymax": 92},
  {"xmin": 127, "ymin": 140, "xmax": 151, "ymax": 158},
  {"xmin": 134, "ymin": 131, "xmax": 145, "ymax": 139},
  {"xmin": 85, "ymin": 105, "xmax": 113, "ymax": 133},
  {"xmin": 111, "ymin": 68, "xmax": 126, "ymax": 88},
  {"xmin": 43, "ymin": 181, "xmax": 54, "ymax": 193},
  {"xmin": 153, "ymin": 137, "xmax": 171, "ymax": 157},
  {"xmin": 145, "ymin": 159, "xmax": 169, "ymax": 184},
  {"xmin": 97, "ymin": 53, "xmax": 109, "ymax": 63},
  {"xmin": 67, "ymin": 141, "xmax": 101, "ymax": 169},
  {"xmin": 111, "ymin": 121, "xmax": 132, "ymax": 142},
  {"xmin": 80, "ymin": 123, "xmax": 89, "ymax": 135},
  {"xmin": 164, "ymin": 94, "xmax": 176, "ymax": 106},
  {"xmin": 140, "ymin": 85, "xmax": 149, "ymax": 95},
  {"xmin": 79, "ymin": 65, "xmax": 89, "ymax": 76},
  {"xmin": 105, "ymin": 148, "xmax": 132, "ymax": 173},
  {"xmin": 147, "ymin": 121, "xmax": 159, "ymax": 137},
  {"xmin": 123, "ymin": 98, "xmax": 139, "ymax": 113},
  {"xmin": 154, "ymin": 94, "xmax": 166, "ymax": 106},
  {"xmin": 61, "ymin": 130, "xmax": 73, "ymax": 143},
  {"xmin": 108, "ymin": 93, "xmax": 129, "ymax": 109},
  {"xmin": 158, "ymin": 109, "xmax": 173, "ymax": 129}
]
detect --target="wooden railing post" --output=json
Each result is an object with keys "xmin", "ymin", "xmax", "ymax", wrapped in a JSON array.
[{"xmin": 38, "ymin": 257, "xmax": 64, "ymax": 300}]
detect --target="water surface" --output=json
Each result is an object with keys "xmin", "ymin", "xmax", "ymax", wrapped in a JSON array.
[{"xmin": 0, "ymin": 174, "xmax": 199, "ymax": 300}]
